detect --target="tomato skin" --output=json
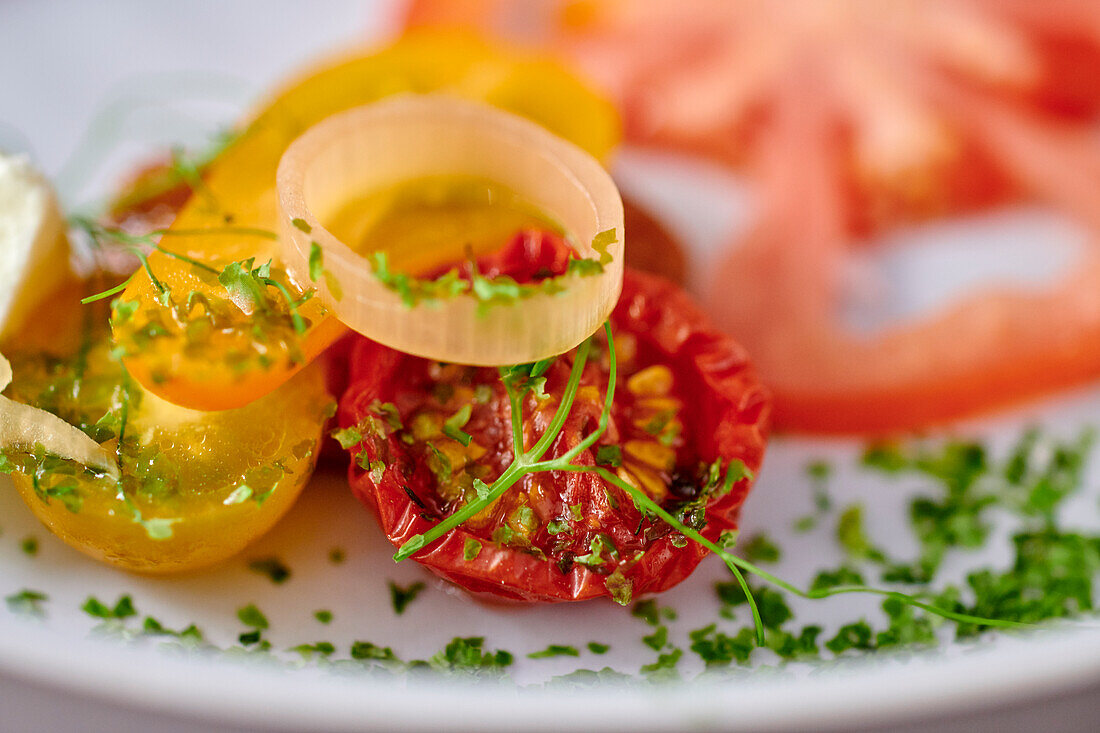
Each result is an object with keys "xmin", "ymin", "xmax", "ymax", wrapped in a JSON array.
[{"xmin": 339, "ymin": 269, "xmax": 769, "ymax": 602}]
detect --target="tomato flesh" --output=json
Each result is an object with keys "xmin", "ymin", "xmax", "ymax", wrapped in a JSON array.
[{"xmin": 338, "ymin": 268, "xmax": 769, "ymax": 602}]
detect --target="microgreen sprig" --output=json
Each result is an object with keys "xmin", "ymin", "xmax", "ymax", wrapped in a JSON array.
[
  {"xmin": 393, "ymin": 321, "xmax": 1034, "ymax": 648},
  {"xmin": 73, "ymin": 219, "xmax": 310, "ymax": 334},
  {"xmin": 393, "ymin": 332, "xmax": 596, "ymax": 561}
]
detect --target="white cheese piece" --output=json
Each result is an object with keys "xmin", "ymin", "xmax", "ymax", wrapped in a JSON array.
[{"xmin": 0, "ymin": 152, "xmax": 72, "ymax": 340}]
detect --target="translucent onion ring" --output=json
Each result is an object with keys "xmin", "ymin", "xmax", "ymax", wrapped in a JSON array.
[{"xmin": 276, "ymin": 95, "xmax": 624, "ymax": 366}]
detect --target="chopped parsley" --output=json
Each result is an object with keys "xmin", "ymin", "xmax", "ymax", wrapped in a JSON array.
[
  {"xmin": 314, "ymin": 610, "xmax": 333, "ymax": 624},
  {"xmin": 20, "ymin": 536, "xmax": 38, "ymax": 557},
  {"xmin": 142, "ymin": 617, "xmax": 203, "ymax": 641},
  {"xmin": 631, "ymin": 599, "xmax": 661, "ymax": 626},
  {"xmin": 248, "ymin": 557, "xmax": 291, "ymax": 584},
  {"xmin": 350, "ymin": 641, "xmax": 399, "ymax": 663},
  {"xmin": 740, "ymin": 533, "xmax": 781, "ymax": 564},
  {"xmin": 330, "ymin": 427, "xmax": 363, "ymax": 450},
  {"xmin": 5, "ymin": 589, "xmax": 47, "ymax": 615},
  {"xmin": 586, "ymin": 642, "xmax": 610, "ymax": 655},
  {"xmin": 442, "ymin": 405, "xmax": 473, "ymax": 446},
  {"xmin": 81, "ymin": 595, "xmax": 136, "ymax": 620},
  {"xmin": 237, "ymin": 603, "xmax": 269, "ymax": 630},
  {"xmin": 527, "ymin": 644, "xmax": 580, "ymax": 659},
  {"xmin": 428, "ymin": 637, "xmax": 513, "ymax": 677},
  {"xmin": 639, "ymin": 648, "xmax": 682, "ymax": 682},
  {"xmin": 835, "ymin": 504, "xmax": 886, "ymax": 562},
  {"xmin": 388, "ymin": 581, "xmax": 426, "ymax": 615},
  {"xmin": 289, "ymin": 641, "xmax": 336, "ymax": 659},
  {"xmin": 689, "ymin": 624, "xmax": 755, "ymax": 667},
  {"xmin": 642, "ymin": 625, "xmax": 669, "ymax": 651},
  {"xmin": 595, "ymin": 445, "xmax": 623, "ymax": 467}
]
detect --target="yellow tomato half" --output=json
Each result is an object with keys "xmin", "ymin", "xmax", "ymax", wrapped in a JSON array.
[{"xmin": 4, "ymin": 293, "xmax": 331, "ymax": 573}]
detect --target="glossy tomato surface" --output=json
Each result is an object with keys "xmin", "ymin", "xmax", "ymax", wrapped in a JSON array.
[{"xmin": 337, "ymin": 269, "xmax": 770, "ymax": 602}]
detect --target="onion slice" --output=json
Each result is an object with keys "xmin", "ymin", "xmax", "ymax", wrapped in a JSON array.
[
  {"xmin": 0, "ymin": 352, "xmax": 119, "ymax": 479},
  {"xmin": 276, "ymin": 95, "xmax": 624, "ymax": 366}
]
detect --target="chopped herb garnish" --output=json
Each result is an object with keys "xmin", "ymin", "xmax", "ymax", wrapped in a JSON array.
[
  {"xmin": 595, "ymin": 445, "xmax": 623, "ymax": 467},
  {"xmin": 639, "ymin": 648, "xmax": 682, "ymax": 682},
  {"xmin": 388, "ymin": 581, "xmax": 426, "ymax": 615},
  {"xmin": 314, "ymin": 610, "xmax": 333, "ymax": 625},
  {"xmin": 527, "ymin": 644, "xmax": 580, "ymax": 659},
  {"xmin": 642, "ymin": 625, "xmax": 668, "ymax": 651},
  {"xmin": 238, "ymin": 630, "xmax": 263, "ymax": 646},
  {"xmin": 142, "ymin": 617, "xmax": 203, "ymax": 641},
  {"xmin": 81, "ymin": 595, "xmax": 136, "ymax": 620},
  {"xmin": 591, "ymin": 228, "xmax": 616, "ymax": 265},
  {"xmin": 289, "ymin": 641, "xmax": 336, "ymax": 659},
  {"xmin": 463, "ymin": 537, "xmax": 482, "ymax": 561},
  {"xmin": 350, "ymin": 641, "xmax": 400, "ymax": 663},
  {"xmin": 689, "ymin": 624, "xmax": 755, "ymax": 667},
  {"xmin": 836, "ymin": 504, "xmax": 886, "ymax": 562},
  {"xmin": 428, "ymin": 637, "xmax": 513, "ymax": 677},
  {"xmin": 248, "ymin": 557, "xmax": 291, "ymax": 584},
  {"xmin": 5, "ymin": 589, "xmax": 47, "ymax": 615},
  {"xmin": 20, "ymin": 537, "xmax": 38, "ymax": 557},
  {"xmin": 606, "ymin": 568, "xmax": 633, "ymax": 606},
  {"xmin": 442, "ymin": 405, "xmax": 473, "ymax": 446},
  {"xmin": 587, "ymin": 642, "xmax": 610, "ymax": 654},
  {"xmin": 631, "ymin": 600, "xmax": 660, "ymax": 626},
  {"xmin": 330, "ymin": 427, "xmax": 362, "ymax": 450},
  {"xmin": 237, "ymin": 603, "xmax": 269, "ymax": 630},
  {"xmin": 329, "ymin": 547, "xmax": 346, "ymax": 564}
]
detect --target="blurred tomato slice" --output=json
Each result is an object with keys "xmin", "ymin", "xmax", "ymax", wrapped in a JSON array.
[
  {"xmin": 405, "ymin": 0, "xmax": 1100, "ymax": 230},
  {"xmin": 708, "ymin": 77, "xmax": 1100, "ymax": 433}
]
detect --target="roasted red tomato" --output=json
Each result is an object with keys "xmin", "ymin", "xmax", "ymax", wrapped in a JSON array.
[{"xmin": 337, "ymin": 267, "xmax": 769, "ymax": 602}]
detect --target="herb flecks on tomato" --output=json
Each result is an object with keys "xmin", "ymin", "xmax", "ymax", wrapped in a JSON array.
[{"xmin": 337, "ymin": 269, "xmax": 770, "ymax": 603}]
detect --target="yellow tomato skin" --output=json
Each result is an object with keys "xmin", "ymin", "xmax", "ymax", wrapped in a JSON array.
[
  {"xmin": 7, "ymin": 360, "xmax": 330, "ymax": 574},
  {"xmin": 112, "ymin": 30, "xmax": 620, "ymax": 412}
]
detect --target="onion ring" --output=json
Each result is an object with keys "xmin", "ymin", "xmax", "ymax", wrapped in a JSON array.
[{"xmin": 276, "ymin": 95, "xmax": 624, "ymax": 366}]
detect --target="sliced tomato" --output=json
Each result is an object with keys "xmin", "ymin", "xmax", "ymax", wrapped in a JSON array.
[
  {"xmin": 706, "ymin": 81, "xmax": 1100, "ymax": 433},
  {"xmin": 337, "ymin": 267, "xmax": 769, "ymax": 602},
  {"xmin": 405, "ymin": 0, "xmax": 1100, "ymax": 231}
]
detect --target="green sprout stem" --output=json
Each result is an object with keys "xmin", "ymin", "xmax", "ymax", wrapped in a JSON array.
[
  {"xmin": 394, "ymin": 337, "xmax": 593, "ymax": 562},
  {"xmin": 393, "ymin": 319, "xmax": 1031, "ymax": 647},
  {"xmin": 75, "ymin": 219, "xmax": 310, "ymax": 333},
  {"xmin": 259, "ymin": 277, "xmax": 308, "ymax": 335}
]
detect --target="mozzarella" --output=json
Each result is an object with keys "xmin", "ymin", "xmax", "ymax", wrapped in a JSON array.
[{"xmin": 0, "ymin": 152, "xmax": 72, "ymax": 340}]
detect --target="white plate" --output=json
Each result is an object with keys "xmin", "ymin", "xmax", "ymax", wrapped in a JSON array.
[{"xmin": 2, "ymin": 2, "xmax": 1100, "ymax": 731}]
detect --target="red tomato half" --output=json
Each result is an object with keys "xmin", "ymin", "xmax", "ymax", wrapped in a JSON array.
[{"xmin": 337, "ymin": 269, "xmax": 769, "ymax": 602}]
